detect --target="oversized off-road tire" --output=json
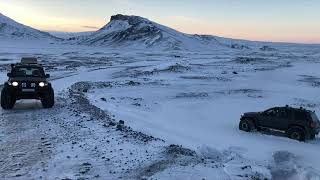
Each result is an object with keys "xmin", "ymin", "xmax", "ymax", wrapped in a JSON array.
[
  {"xmin": 239, "ymin": 119, "xmax": 256, "ymax": 132},
  {"xmin": 1, "ymin": 87, "xmax": 16, "ymax": 109},
  {"xmin": 287, "ymin": 127, "xmax": 305, "ymax": 142},
  {"xmin": 41, "ymin": 88, "xmax": 54, "ymax": 108}
]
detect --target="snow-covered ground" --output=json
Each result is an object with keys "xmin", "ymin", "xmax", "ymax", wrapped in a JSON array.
[
  {"xmin": 1, "ymin": 38, "xmax": 320, "ymax": 180},
  {"xmin": 84, "ymin": 45, "xmax": 320, "ymax": 178}
]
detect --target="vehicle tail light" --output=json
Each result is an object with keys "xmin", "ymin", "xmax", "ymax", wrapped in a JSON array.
[{"xmin": 310, "ymin": 122, "xmax": 316, "ymax": 128}]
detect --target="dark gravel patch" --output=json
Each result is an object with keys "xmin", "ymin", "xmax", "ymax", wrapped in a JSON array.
[
  {"xmin": 135, "ymin": 144, "xmax": 198, "ymax": 179},
  {"xmin": 175, "ymin": 92, "xmax": 209, "ymax": 98},
  {"xmin": 293, "ymin": 98, "xmax": 320, "ymax": 108},
  {"xmin": 69, "ymin": 81, "xmax": 160, "ymax": 143},
  {"xmin": 216, "ymin": 89, "xmax": 263, "ymax": 98},
  {"xmin": 180, "ymin": 75, "xmax": 231, "ymax": 82},
  {"xmin": 112, "ymin": 63, "xmax": 190, "ymax": 78},
  {"xmin": 232, "ymin": 57, "xmax": 271, "ymax": 64},
  {"xmin": 299, "ymin": 75, "xmax": 320, "ymax": 87}
]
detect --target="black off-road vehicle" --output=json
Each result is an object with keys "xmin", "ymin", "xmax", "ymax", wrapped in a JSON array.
[
  {"xmin": 1, "ymin": 58, "xmax": 54, "ymax": 109},
  {"xmin": 239, "ymin": 106, "xmax": 320, "ymax": 141}
]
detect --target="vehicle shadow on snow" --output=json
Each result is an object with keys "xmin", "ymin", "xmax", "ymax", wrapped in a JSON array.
[
  {"xmin": 12, "ymin": 100, "xmax": 43, "ymax": 110},
  {"xmin": 259, "ymin": 128, "xmax": 288, "ymax": 138},
  {"xmin": 255, "ymin": 128, "xmax": 319, "ymax": 143}
]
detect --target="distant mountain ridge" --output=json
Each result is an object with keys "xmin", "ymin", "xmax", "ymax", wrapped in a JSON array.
[
  {"xmin": 0, "ymin": 13, "xmax": 278, "ymax": 50},
  {"xmin": 72, "ymin": 14, "xmax": 257, "ymax": 50},
  {"xmin": 49, "ymin": 31, "xmax": 93, "ymax": 39},
  {"xmin": 0, "ymin": 13, "xmax": 60, "ymax": 40}
]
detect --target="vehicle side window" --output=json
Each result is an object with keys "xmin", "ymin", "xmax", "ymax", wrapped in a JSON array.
[
  {"xmin": 276, "ymin": 108, "xmax": 288, "ymax": 118},
  {"xmin": 265, "ymin": 108, "xmax": 277, "ymax": 116},
  {"xmin": 294, "ymin": 111, "xmax": 306, "ymax": 120}
]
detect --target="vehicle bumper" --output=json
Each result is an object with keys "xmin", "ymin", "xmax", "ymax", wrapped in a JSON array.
[{"xmin": 6, "ymin": 86, "xmax": 52, "ymax": 100}]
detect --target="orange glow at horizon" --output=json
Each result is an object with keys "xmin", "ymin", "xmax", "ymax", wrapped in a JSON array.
[
  {"xmin": 158, "ymin": 16, "xmax": 320, "ymax": 44},
  {"xmin": 1, "ymin": 2, "xmax": 105, "ymax": 32}
]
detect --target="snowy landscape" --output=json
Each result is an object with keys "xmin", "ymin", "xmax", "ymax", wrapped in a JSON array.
[{"xmin": 1, "ymin": 12, "xmax": 320, "ymax": 180}]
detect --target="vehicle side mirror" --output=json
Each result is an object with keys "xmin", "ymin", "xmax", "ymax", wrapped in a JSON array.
[
  {"xmin": 7, "ymin": 73, "xmax": 12, "ymax": 77},
  {"xmin": 45, "ymin": 74, "xmax": 50, "ymax": 78}
]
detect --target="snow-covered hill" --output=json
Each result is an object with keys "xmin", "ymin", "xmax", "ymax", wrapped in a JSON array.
[
  {"xmin": 0, "ymin": 13, "xmax": 279, "ymax": 51},
  {"xmin": 74, "ymin": 14, "xmax": 258, "ymax": 50},
  {"xmin": 49, "ymin": 31, "xmax": 94, "ymax": 39},
  {"xmin": 0, "ymin": 13, "xmax": 60, "ymax": 40}
]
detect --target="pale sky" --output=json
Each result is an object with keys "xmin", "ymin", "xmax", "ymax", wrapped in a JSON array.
[{"xmin": 1, "ymin": 0, "xmax": 320, "ymax": 43}]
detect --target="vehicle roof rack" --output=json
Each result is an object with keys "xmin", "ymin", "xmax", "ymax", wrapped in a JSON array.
[{"xmin": 21, "ymin": 57, "xmax": 38, "ymax": 64}]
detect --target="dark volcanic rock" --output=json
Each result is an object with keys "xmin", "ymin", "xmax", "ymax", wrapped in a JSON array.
[
  {"xmin": 110, "ymin": 14, "xmax": 151, "ymax": 26},
  {"xmin": 260, "ymin": 45, "xmax": 277, "ymax": 51},
  {"xmin": 76, "ymin": 14, "xmax": 252, "ymax": 51}
]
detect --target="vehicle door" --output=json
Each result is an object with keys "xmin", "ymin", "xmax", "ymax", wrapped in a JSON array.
[
  {"xmin": 293, "ymin": 111, "xmax": 308, "ymax": 127},
  {"xmin": 271, "ymin": 108, "xmax": 290, "ymax": 130},
  {"xmin": 258, "ymin": 108, "xmax": 278, "ymax": 128}
]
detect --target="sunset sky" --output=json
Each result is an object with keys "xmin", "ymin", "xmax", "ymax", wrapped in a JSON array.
[{"xmin": 1, "ymin": 0, "xmax": 320, "ymax": 43}]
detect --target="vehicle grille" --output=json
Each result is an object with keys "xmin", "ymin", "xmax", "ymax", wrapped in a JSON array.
[{"xmin": 20, "ymin": 82, "xmax": 37, "ymax": 88}]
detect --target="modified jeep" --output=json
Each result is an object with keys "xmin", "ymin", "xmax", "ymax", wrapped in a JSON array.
[
  {"xmin": 1, "ymin": 57, "xmax": 54, "ymax": 109},
  {"xmin": 239, "ymin": 106, "xmax": 320, "ymax": 141}
]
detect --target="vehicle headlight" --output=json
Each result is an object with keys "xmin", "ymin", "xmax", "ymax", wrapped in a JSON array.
[
  {"xmin": 39, "ymin": 82, "xmax": 45, "ymax": 87},
  {"xmin": 12, "ymin": 81, "xmax": 18, "ymax": 86}
]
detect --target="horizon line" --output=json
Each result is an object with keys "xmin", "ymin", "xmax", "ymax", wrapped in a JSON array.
[{"xmin": 2, "ymin": 12, "xmax": 320, "ymax": 45}]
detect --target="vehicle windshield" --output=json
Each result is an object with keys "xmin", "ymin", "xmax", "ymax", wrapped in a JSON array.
[
  {"xmin": 12, "ymin": 66, "xmax": 45, "ymax": 77},
  {"xmin": 310, "ymin": 112, "xmax": 320, "ymax": 122}
]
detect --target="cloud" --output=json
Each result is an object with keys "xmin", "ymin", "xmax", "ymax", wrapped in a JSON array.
[{"xmin": 81, "ymin": 25, "xmax": 100, "ymax": 30}]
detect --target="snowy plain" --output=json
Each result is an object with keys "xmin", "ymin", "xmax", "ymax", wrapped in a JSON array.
[
  {"xmin": 0, "ymin": 39, "xmax": 320, "ymax": 179},
  {"xmin": 84, "ymin": 43, "xmax": 320, "ymax": 177}
]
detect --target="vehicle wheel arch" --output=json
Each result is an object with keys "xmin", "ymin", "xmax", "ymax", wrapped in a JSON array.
[
  {"xmin": 287, "ymin": 124, "xmax": 306, "ymax": 132},
  {"xmin": 287, "ymin": 125, "xmax": 306, "ymax": 141},
  {"xmin": 239, "ymin": 118, "xmax": 256, "ymax": 132}
]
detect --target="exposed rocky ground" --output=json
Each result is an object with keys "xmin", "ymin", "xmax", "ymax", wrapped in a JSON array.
[{"xmin": 0, "ymin": 82, "xmax": 273, "ymax": 180}]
